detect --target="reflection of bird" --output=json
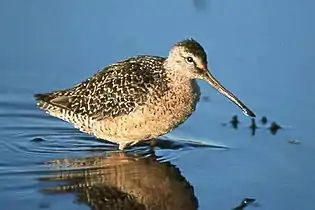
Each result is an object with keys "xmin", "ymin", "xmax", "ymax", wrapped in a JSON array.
[
  {"xmin": 40, "ymin": 152, "xmax": 198, "ymax": 210},
  {"xmin": 35, "ymin": 39, "xmax": 255, "ymax": 150}
]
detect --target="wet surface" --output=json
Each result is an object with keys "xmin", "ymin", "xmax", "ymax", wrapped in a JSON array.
[{"xmin": 1, "ymin": 0, "xmax": 315, "ymax": 209}]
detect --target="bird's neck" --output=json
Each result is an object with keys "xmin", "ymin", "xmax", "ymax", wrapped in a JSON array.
[
  {"xmin": 163, "ymin": 60, "xmax": 191, "ymax": 84},
  {"xmin": 164, "ymin": 68, "xmax": 198, "ymax": 97}
]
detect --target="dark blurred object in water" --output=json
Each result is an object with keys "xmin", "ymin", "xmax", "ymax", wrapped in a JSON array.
[
  {"xmin": 223, "ymin": 116, "xmax": 285, "ymax": 137},
  {"xmin": 269, "ymin": 122, "xmax": 281, "ymax": 135},
  {"xmin": 249, "ymin": 118, "xmax": 257, "ymax": 136},
  {"xmin": 201, "ymin": 96, "xmax": 211, "ymax": 102},
  {"xmin": 230, "ymin": 115, "xmax": 239, "ymax": 129},
  {"xmin": 193, "ymin": 0, "xmax": 208, "ymax": 11},
  {"xmin": 260, "ymin": 116, "xmax": 268, "ymax": 125},
  {"xmin": 31, "ymin": 137, "xmax": 45, "ymax": 142},
  {"xmin": 38, "ymin": 202, "xmax": 50, "ymax": 209},
  {"xmin": 288, "ymin": 139, "xmax": 301, "ymax": 145},
  {"xmin": 232, "ymin": 198, "xmax": 256, "ymax": 210},
  {"xmin": 40, "ymin": 151, "xmax": 198, "ymax": 210}
]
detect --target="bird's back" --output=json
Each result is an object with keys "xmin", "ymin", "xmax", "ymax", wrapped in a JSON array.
[{"xmin": 35, "ymin": 56, "xmax": 169, "ymax": 120}]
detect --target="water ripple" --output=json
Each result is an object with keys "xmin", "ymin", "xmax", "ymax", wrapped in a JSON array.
[{"xmin": 0, "ymin": 92, "xmax": 227, "ymax": 184}]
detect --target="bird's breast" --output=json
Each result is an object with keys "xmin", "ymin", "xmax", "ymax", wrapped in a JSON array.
[
  {"xmin": 162, "ymin": 79, "xmax": 200, "ymax": 119},
  {"xmin": 134, "ymin": 78, "xmax": 200, "ymax": 132},
  {"xmin": 92, "ymin": 79, "xmax": 200, "ymax": 142}
]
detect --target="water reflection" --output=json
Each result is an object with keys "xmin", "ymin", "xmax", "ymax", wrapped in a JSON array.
[
  {"xmin": 40, "ymin": 151, "xmax": 198, "ymax": 210},
  {"xmin": 249, "ymin": 118, "xmax": 257, "ymax": 136},
  {"xmin": 230, "ymin": 115, "xmax": 239, "ymax": 129},
  {"xmin": 232, "ymin": 198, "xmax": 256, "ymax": 210},
  {"xmin": 269, "ymin": 122, "xmax": 282, "ymax": 135},
  {"xmin": 222, "ymin": 115, "xmax": 283, "ymax": 136}
]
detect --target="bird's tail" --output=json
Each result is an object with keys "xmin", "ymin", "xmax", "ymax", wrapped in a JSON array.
[
  {"xmin": 34, "ymin": 91, "xmax": 63, "ymax": 111},
  {"xmin": 34, "ymin": 91, "xmax": 92, "ymax": 135}
]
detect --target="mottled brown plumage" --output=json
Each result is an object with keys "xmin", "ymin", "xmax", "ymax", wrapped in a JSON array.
[
  {"xmin": 35, "ymin": 39, "xmax": 255, "ymax": 150},
  {"xmin": 36, "ymin": 56, "xmax": 168, "ymax": 119}
]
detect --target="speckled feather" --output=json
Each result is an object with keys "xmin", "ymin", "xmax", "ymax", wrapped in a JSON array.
[{"xmin": 36, "ymin": 56, "xmax": 170, "ymax": 120}]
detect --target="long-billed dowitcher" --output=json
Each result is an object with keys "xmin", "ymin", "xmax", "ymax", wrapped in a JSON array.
[{"xmin": 35, "ymin": 39, "xmax": 255, "ymax": 150}]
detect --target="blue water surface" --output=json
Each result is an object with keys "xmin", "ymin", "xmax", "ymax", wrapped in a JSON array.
[{"xmin": 1, "ymin": 0, "xmax": 315, "ymax": 209}]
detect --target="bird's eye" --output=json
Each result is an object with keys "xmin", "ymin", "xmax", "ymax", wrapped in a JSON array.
[{"xmin": 186, "ymin": 57, "xmax": 194, "ymax": 63}]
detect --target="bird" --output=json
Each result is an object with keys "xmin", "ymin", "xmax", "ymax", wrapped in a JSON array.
[{"xmin": 35, "ymin": 38, "xmax": 255, "ymax": 150}]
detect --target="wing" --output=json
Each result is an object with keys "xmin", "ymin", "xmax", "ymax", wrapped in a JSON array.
[{"xmin": 35, "ymin": 56, "xmax": 169, "ymax": 120}]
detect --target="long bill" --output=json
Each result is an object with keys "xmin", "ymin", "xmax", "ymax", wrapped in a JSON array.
[{"xmin": 203, "ymin": 71, "xmax": 256, "ymax": 117}]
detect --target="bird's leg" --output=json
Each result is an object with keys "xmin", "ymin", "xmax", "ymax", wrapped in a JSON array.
[
  {"xmin": 148, "ymin": 139, "xmax": 157, "ymax": 153},
  {"xmin": 118, "ymin": 139, "xmax": 156, "ymax": 151},
  {"xmin": 129, "ymin": 140, "xmax": 140, "ymax": 147},
  {"xmin": 118, "ymin": 142, "xmax": 128, "ymax": 150},
  {"xmin": 118, "ymin": 140, "xmax": 140, "ymax": 151},
  {"xmin": 149, "ymin": 139, "xmax": 156, "ymax": 147}
]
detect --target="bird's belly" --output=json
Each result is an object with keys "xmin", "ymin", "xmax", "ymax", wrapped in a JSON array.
[{"xmin": 93, "ymin": 82, "xmax": 199, "ymax": 143}]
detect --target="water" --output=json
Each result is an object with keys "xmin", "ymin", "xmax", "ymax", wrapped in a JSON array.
[{"xmin": 1, "ymin": 0, "xmax": 315, "ymax": 209}]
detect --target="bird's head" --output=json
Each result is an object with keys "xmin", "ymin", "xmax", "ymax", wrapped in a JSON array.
[{"xmin": 165, "ymin": 39, "xmax": 255, "ymax": 117}]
